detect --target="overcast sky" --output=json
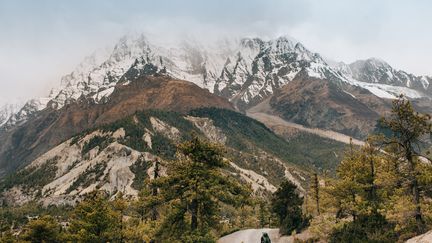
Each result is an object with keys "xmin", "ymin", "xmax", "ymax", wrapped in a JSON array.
[{"xmin": 1, "ymin": 0, "xmax": 431, "ymax": 105}]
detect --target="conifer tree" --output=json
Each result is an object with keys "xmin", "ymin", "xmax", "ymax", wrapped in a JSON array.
[
  {"xmin": 328, "ymin": 141, "xmax": 397, "ymax": 242},
  {"xmin": 378, "ymin": 95, "xmax": 432, "ymax": 233},
  {"xmin": 68, "ymin": 191, "xmax": 117, "ymax": 242},
  {"xmin": 134, "ymin": 158, "xmax": 161, "ymax": 221},
  {"xmin": 258, "ymin": 200, "xmax": 270, "ymax": 228},
  {"xmin": 155, "ymin": 135, "xmax": 251, "ymax": 242},
  {"xmin": 332, "ymin": 141, "xmax": 382, "ymax": 218},
  {"xmin": 20, "ymin": 215, "xmax": 62, "ymax": 243},
  {"xmin": 112, "ymin": 192, "xmax": 128, "ymax": 243},
  {"xmin": 151, "ymin": 159, "xmax": 160, "ymax": 221},
  {"xmin": 271, "ymin": 180, "xmax": 308, "ymax": 235},
  {"xmin": 134, "ymin": 187, "xmax": 151, "ymax": 222},
  {"xmin": 311, "ymin": 173, "xmax": 320, "ymax": 215}
]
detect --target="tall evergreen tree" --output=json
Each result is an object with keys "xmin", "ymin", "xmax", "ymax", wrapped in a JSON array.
[
  {"xmin": 333, "ymin": 141, "xmax": 382, "ymax": 218},
  {"xmin": 271, "ymin": 180, "xmax": 308, "ymax": 235},
  {"xmin": 311, "ymin": 173, "xmax": 320, "ymax": 215},
  {"xmin": 378, "ymin": 95, "xmax": 432, "ymax": 233},
  {"xmin": 112, "ymin": 192, "xmax": 128, "ymax": 243},
  {"xmin": 67, "ymin": 191, "xmax": 117, "ymax": 243},
  {"xmin": 151, "ymin": 159, "xmax": 160, "ymax": 221},
  {"xmin": 258, "ymin": 200, "xmax": 270, "ymax": 228},
  {"xmin": 155, "ymin": 136, "xmax": 251, "ymax": 242}
]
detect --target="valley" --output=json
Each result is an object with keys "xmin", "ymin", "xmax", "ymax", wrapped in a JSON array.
[
  {"xmin": 0, "ymin": 32, "xmax": 431, "ymax": 242},
  {"xmin": 247, "ymin": 111, "xmax": 364, "ymax": 146}
]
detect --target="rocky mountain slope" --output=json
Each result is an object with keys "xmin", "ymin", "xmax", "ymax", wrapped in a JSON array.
[
  {"xmin": 2, "ymin": 34, "xmax": 429, "ymax": 129},
  {"xmin": 0, "ymin": 103, "xmax": 23, "ymax": 127},
  {"xmin": 406, "ymin": 230, "xmax": 432, "ymax": 243},
  {"xmin": 0, "ymin": 75, "xmax": 232, "ymax": 178},
  {"xmin": 1, "ymin": 33, "xmax": 432, "ymax": 200},
  {"xmin": 0, "ymin": 108, "xmax": 312, "ymax": 205},
  {"xmin": 334, "ymin": 58, "xmax": 431, "ymax": 94},
  {"xmin": 2, "ymin": 34, "xmax": 431, "ymax": 139},
  {"xmin": 1, "ymin": 34, "xmax": 332, "ymax": 126},
  {"xmin": 252, "ymin": 71, "xmax": 393, "ymax": 138}
]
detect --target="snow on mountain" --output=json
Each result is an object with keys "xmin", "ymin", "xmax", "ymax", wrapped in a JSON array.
[
  {"xmin": 2, "ymin": 34, "xmax": 432, "ymax": 129},
  {"xmin": 331, "ymin": 58, "xmax": 431, "ymax": 99},
  {"xmin": 212, "ymin": 36, "xmax": 343, "ymax": 109},
  {"xmin": 350, "ymin": 58, "xmax": 411, "ymax": 86},
  {"xmin": 34, "ymin": 34, "xmax": 331, "ymax": 112},
  {"xmin": 0, "ymin": 103, "xmax": 24, "ymax": 127},
  {"xmin": 1, "ymin": 98, "xmax": 51, "ymax": 128},
  {"xmin": 49, "ymin": 35, "xmax": 147, "ymax": 109},
  {"xmin": 346, "ymin": 77, "xmax": 425, "ymax": 99}
]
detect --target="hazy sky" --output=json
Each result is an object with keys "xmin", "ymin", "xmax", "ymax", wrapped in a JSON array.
[{"xmin": 1, "ymin": 0, "xmax": 431, "ymax": 105}]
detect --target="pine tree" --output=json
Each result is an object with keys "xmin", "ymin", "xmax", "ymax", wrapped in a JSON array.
[
  {"xmin": 112, "ymin": 192, "xmax": 128, "ymax": 243},
  {"xmin": 271, "ymin": 180, "xmax": 308, "ymax": 235},
  {"xmin": 151, "ymin": 159, "xmax": 160, "ymax": 221},
  {"xmin": 20, "ymin": 215, "xmax": 62, "ymax": 243},
  {"xmin": 258, "ymin": 200, "xmax": 270, "ymax": 228},
  {"xmin": 132, "ymin": 159, "xmax": 161, "ymax": 242},
  {"xmin": 155, "ymin": 135, "xmax": 251, "ymax": 242},
  {"xmin": 311, "ymin": 173, "xmax": 320, "ymax": 215},
  {"xmin": 378, "ymin": 95, "xmax": 432, "ymax": 233},
  {"xmin": 328, "ymin": 140, "xmax": 398, "ymax": 242},
  {"xmin": 332, "ymin": 141, "xmax": 382, "ymax": 219},
  {"xmin": 134, "ymin": 187, "xmax": 150, "ymax": 222},
  {"xmin": 67, "ymin": 191, "xmax": 117, "ymax": 242}
]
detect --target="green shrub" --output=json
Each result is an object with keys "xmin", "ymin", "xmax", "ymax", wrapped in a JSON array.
[
  {"xmin": 0, "ymin": 156, "xmax": 59, "ymax": 191},
  {"xmin": 129, "ymin": 158, "xmax": 150, "ymax": 190},
  {"xmin": 66, "ymin": 162, "xmax": 107, "ymax": 194},
  {"xmin": 81, "ymin": 135, "xmax": 113, "ymax": 155},
  {"xmin": 329, "ymin": 213, "xmax": 397, "ymax": 243}
]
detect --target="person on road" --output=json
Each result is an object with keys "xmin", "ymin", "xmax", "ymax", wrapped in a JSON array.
[{"xmin": 261, "ymin": 232, "xmax": 271, "ymax": 243}]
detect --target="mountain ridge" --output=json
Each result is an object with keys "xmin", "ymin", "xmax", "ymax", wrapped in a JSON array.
[
  {"xmin": 1, "ymin": 33, "xmax": 432, "ymax": 184},
  {"xmin": 4, "ymin": 34, "xmax": 430, "ymax": 130},
  {"xmin": 0, "ymin": 108, "xmax": 313, "ymax": 206},
  {"xmin": 0, "ymin": 75, "xmax": 233, "ymax": 178}
]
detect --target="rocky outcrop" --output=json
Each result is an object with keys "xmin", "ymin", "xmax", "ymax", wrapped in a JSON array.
[
  {"xmin": 185, "ymin": 116, "xmax": 227, "ymax": 144},
  {"xmin": 265, "ymin": 74, "xmax": 384, "ymax": 139},
  {"xmin": 0, "ymin": 76, "xmax": 233, "ymax": 178},
  {"xmin": 1, "ymin": 109, "xmax": 309, "ymax": 205}
]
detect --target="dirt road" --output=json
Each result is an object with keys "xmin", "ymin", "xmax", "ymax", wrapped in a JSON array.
[{"xmin": 218, "ymin": 228, "xmax": 313, "ymax": 243}]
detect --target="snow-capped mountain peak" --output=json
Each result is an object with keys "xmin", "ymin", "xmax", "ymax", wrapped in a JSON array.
[
  {"xmin": 0, "ymin": 103, "xmax": 23, "ymax": 127},
  {"xmin": 344, "ymin": 58, "xmax": 431, "ymax": 94},
  {"xmin": 2, "ymin": 34, "xmax": 432, "ymax": 129}
]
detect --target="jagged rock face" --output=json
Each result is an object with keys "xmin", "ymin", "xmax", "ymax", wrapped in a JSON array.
[
  {"xmin": 184, "ymin": 116, "xmax": 227, "ymax": 144},
  {"xmin": 0, "ymin": 35, "xmax": 343, "ymax": 127},
  {"xmin": 2, "ymin": 130, "xmax": 149, "ymax": 206},
  {"xmin": 1, "ymin": 33, "xmax": 432, "ymax": 182},
  {"xmin": 0, "ymin": 76, "xmax": 233, "ymax": 178},
  {"xmin": 0, "ymin": 109, "xmax": 308, "ymax": 205},
  {"xmin": 350, "ymin": 58, "xmax": 411, "ymax": 86},
  {"xmin": 266, "ymin": 72, "xmax": 390, "ymax": 138},
  {"xmin": 333, "ymin": 58, "xmax": 432, "ymax": 97},
  {"xmin": 0, "ymin": 103, "xmax": 23, "ymax": 127},
  {"xmin": 2, "ymin": 34, "xmax": 432, "ymax": 130},
  {"xmin": 1, "ymin": 100, "xmax": 52, "ymax": 129}
]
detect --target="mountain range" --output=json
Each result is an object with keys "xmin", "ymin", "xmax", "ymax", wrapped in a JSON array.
[
  {"xmin": 2, "ymin": 34, "xmax": 431, "ymax": 130},
  {"xmin": 1, "ymin": 33, "xmax": 431, "ymax": 204}
]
